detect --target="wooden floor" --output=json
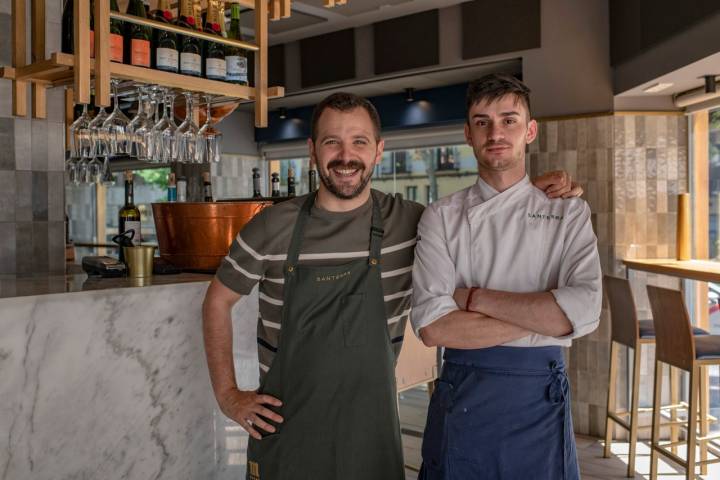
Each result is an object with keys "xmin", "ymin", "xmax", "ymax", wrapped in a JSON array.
[{"xmin": 399, "ymin": 387, "xmax": 720, "ymax": 480}]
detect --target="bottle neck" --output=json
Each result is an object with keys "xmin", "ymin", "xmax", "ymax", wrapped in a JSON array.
[{"xmin": 125, "ymin": 181, "xmax": 134, "ymax": 205}]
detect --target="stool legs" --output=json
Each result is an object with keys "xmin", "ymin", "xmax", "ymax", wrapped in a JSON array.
[
  {"xmin": 699, "ymin": 366, "xmax": 709, "ymax": 475},
  {"xmin": 686, "ymin": 366, "xmax": 699, "ymax": 480},
  {"xmin": 650, "ymin": 360, "xmax": 663, "ymax": 480},
  {"xmin": 670, "ymin": 366, "xmax": 679, "ymax": 455},
  {"xmin": 627, "ymin": 344, "xmax": 642, "ymax": 478},
  {"xmin": 604, "ymin": 340, "xmax": 619, "ymax": 458}
]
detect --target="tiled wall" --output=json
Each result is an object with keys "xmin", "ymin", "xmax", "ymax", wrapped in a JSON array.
[
  {"xmin": 529, "ymin": 113, "xmax": 688, "ymax": 436},
  {"xmin": 0, "ymin": 0, "xmax": 67, "ymax": 275}
]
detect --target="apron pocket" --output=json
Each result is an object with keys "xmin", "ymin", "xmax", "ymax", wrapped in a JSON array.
[
  {"xmin": 341, "ymin": 294, "xmax": 367, "ymax": 347},
  {"xmin": 421, "ymin": 380, "xmax": 453, "ymax": 472}
]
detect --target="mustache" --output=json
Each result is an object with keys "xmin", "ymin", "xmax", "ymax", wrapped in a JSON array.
[
  {"xmin": 483, "ymin": 140, "xmax": 512, "ymax": 148},
  {"xmin": 326, "ymin": 159, "xmax": 366, "ymax": 171}
]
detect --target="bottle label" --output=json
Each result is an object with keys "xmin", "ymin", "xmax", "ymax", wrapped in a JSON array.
[
  {"xmin": 204, "ymin": 185, "xmax": 212, "ymax": 200},
  {"xmin": 131, "ymin": 39, "xmax": 151, "ymax": 67},
  {"xmin": 226, "ymin": 56, "xmax": 248, "ymax": 82},
  {"xmin": 110, "ymin": 34, "xmax": 124, "ymax": 62},
  {"xmin": 123, "ymin": 221, "xmax": 142, "ymax": 246},
  {"xmin": 206, "ymin": 58, "xmax": 226, "ymax": 80},
  {"xmin": 168, "ymin": 186, "xmax": 177, "ymax": 202},
  {"xmin": 156, "ymin": 48, "xmax": 179, "ymax": 72},
  {"xmin": 180, "ymin": 52, "xmax": 202, "ymax": 75}
]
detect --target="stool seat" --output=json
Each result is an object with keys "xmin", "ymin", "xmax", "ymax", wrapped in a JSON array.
[
  {"xmin": 695, "ymin": 335, "xmax": 720, "ymax": 360},
  {"xmin": 638, "ymin": 319, "xmax": 708, "ymax": 339}
]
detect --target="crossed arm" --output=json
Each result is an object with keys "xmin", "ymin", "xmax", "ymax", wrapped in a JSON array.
[{"xmin": 418, "ymin": 288, "xmax": 572, "ymax": 348}]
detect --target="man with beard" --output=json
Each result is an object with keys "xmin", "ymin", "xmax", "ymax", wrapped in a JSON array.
[
  {"xmin": 412, "ymin": 74, "xmax": 602, "ymax": 479},
  {"xmin": 202, "ymin": 91, "xmax": 582, "ymax": 480}
]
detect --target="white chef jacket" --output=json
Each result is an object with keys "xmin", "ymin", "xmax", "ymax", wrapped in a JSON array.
[{"xmin": 411, "ymin": 174, "xmax": 602, "ymax": 347}]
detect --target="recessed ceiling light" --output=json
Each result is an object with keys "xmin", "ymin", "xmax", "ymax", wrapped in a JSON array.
[{"xmin": 643, "ymin": 82, "xmax": 674, "ymax": 93}]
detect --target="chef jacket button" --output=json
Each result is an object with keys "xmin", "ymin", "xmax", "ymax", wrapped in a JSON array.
[
  {"xmin": 370, "ymin": 258, "xmax": 378, "ymax": 265},
  {"xmin": 287, "ymin": 266, "xmax": 294, "ymax": 272},
  {"xmin": 463, "ymin": 408, "xmax": 468, "ymax": 413}
]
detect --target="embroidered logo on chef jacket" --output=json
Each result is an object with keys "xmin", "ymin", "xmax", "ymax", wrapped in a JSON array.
[
  {"xmin": 248, "ymin": 461, "xmax": 260, "ymax": 480},
  {"xmin": 527, "ymin": 212, "xmax": 564, "ymax": 221}
]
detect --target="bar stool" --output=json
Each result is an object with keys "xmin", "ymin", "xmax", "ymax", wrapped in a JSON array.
[
  {"xmin": 603, "ymin": 276, "xmax": 704, "ymax": 477},
  {"xmin": 646, "ymin": 285, "xmax": 720, "ymax": 479}
]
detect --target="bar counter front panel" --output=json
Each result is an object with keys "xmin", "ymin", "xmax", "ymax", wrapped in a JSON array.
[{"xmin": 0, "ymin": 274, "xmax": 435, "ymax": 478}]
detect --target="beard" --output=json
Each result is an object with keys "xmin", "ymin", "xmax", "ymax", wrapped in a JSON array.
[{"xmin": 317, "ymin": 159, "xmax": 374, "ymax": 200}]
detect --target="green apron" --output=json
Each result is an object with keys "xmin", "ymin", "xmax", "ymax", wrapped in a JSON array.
[{"xmin": 246, "ymin": 191, "xmax": 405, "ymax": 480}]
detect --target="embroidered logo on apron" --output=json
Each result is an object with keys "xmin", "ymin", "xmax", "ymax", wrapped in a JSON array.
[
  {"xmin": 248, "ymin": 461, "xmax": 260, "ymax": 480},
  {"xmin": 316, "ymin": 270, "xmax": 352, "ymax": 282}
]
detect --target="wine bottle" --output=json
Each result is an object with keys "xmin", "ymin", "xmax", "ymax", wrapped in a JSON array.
[
  {"xmin": 125, "ymin": 0, "xmax": 151, "ymax": 68},
  {"xmin": 287, "ymin": 166, "xmax": 296, "ymax": 197},
  {"xmin": 271, "ymin": 172, "xmax": 280, "ymax": 197},
  {"xmin": 119, "ymin": 170, "xmax": 142, "ymax": 247},
  {"xmin": 204, "ymin": 0, "xmax": 226, "ymax": 81},
  {"xmin": 61, "ymin": 0, "xmax": 96, "ymax": 57},
  {"xmin": 178, "ymin": 0, "xmax": 202, "ymax": 76},
  {"xmin": 109, "ymin": 0, "xmax": 124, "ymax": 62},
  {"xmin": 309, "ymin": 169, "xmax": 317, "ymax": 192},
  {"xmin": 203, "ymin": 172, "xmax": 213, "ymax": 202},
  {"xmin": 167, "ymin": 172, "xmax": 177, "ymax": 202},
  {"xmin": 252, "ymin": 168, "xmax": 262, "ymax": 198},
  {"xmin": 177, "ymin": 176, "xmax": 188, "ymax": 202},
  {"xmin": 225, "ymin": 2, "xmax": 248, "ymax": 85},
  {"xmin": 151, "ymin": 0, "xmax": 178, "ymax": 72}
]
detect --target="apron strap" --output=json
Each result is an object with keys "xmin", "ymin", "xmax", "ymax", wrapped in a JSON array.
[
  {"xmin": 369, "ymin": 190, "xmax": 384, "ymax": 265},
  {"xmin": 285, "ymin": 192, "xmax": 316, "ymax": 272}
]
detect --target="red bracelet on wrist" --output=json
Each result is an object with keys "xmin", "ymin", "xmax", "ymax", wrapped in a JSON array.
[{"xmin": 465, "ymin": 287, "xmax": 479, "ymax": 312}]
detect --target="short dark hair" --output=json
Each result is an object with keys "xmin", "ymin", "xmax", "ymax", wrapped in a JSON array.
[
  {"xmin": 310, "ymin": 92, "xmax": 382, "ymax": 142},
  {"xmin": 466, "ymin": 74, "xmax": 532, "ymax": 123}
]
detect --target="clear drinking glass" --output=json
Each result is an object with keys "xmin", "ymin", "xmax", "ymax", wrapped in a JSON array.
[
  {"xmin": 87, "ymin": 156, "xmax": 104, "ymax": 183},
  {"xmin": 64, "ymin": 157, "xmax": 78, "ymax": 184},
  {"xmin": 102, "ymin": 80, "xmax": 131, "ymax": 156},
  {"xmin": 145, "ymin": 87, "xmax": 164, "ymax": 163},
  {"xmin": 198, "ymin": 95, "xmax": 223, "ymax": 163},
  {"xmin": 175, "ymin": 92, "xmax": 199, "ymax": 163},
  {"xmin": 88, "ymin": 107, "xmax": 109, "ymax": 159},
  {"xmin": 160, "ymin": 92, "xmax": 178, "ymax": 163},
  {"xmin": 128, "ymin": 86, "xmax": 153, "ymax": 160},
  {"xmin": 69, "ymin": 103, "xmax": 92, "ymax": 159}
]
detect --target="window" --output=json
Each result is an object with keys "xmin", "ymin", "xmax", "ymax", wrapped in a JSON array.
[{"xmin": 405, "ymin": 186, "xmax": 417, "ymax": 201}]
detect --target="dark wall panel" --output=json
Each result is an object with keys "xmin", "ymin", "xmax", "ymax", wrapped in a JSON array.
[
  {"xmin": 269, "ymin": 44, "xmax": 285, "ymax": 87},
  {"xmin": 461, "ymin": 0, "xmax": 541, "ymax": 60},
  {"xmin": 373, "ymin": 10, "xmax": 439, "ymax": 75},
  {"xmin": 610, "ymin": 0, "xmax": 720, "ymax": 66},
  {"xmin": 300, "ymin": 29, "xmax": 356, "ymax": 88}
]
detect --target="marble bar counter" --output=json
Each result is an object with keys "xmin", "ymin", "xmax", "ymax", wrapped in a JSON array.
[{"xmin": 0, "ymin": 272, "xmax": 260, "ymax": 480}]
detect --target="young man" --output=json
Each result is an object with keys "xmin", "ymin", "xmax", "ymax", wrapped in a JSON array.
[
  {"xmin": 412, "ymin": 74, "xmax": 602, "ymax": 479},
  {"xmin": 202, "ymin": 91, "xmax": 582, "ymax": 480}
]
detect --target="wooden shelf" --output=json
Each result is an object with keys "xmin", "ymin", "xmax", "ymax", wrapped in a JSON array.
[{"xmin": 1, "ymin": 52, "xmax": 285, "ymax": 101}]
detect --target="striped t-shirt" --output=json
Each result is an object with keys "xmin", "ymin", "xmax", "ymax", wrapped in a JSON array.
[{"xmin": 216, "ymin": 190, "xmax": 425, "ymax": 380}]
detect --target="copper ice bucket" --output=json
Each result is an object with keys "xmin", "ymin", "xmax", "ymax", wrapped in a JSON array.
[{"xmin": 152, "ymin": 201, "xmax": 272, "ymax": 272}]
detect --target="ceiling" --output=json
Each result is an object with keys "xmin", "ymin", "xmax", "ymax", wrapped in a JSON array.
[
  {"xmin": 615, "ymin": 51, "xmax": 720, "ymax": 106},
  {"xmin": 236, "ymin": 58, "xmax": 522, "ymax": 111},
  {"xmin": 233, "ymin": 0, "xmax": 468, "ymax": 45}
]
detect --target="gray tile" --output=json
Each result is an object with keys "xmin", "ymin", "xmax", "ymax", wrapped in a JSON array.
[
  {"xmin": 48, "ymin": 220, "xmax": 66, "ymax": 274},
  {"xmin": 31, "ymin": 120, "xmax": 48, "ymax": 171},
  {"xmin": 14, "ymin": 118, "xmax": 30, "ymax": 170},
  {"xmin": 15, "ymin": 221, "xmax": 33, "ymax": 274},
  {"xmin": 0, "ymin": 170, "xmax": 15, "ymax": 221},
  {"xmin": 0, "ymin": 117, "xmax": 13, "ymax": 170},
  {"xmin": 0, "ymin": 14, "xmax": 10, "ymax": 66},
  {"xmin": 0, "ymin": 0, "xmax": 10, "ymax": 15},
  {"xmin": 32, "ymin": 221, "xmax": 49, "ymax": 273},
  {"xmin": 32, "ymin": 171, "xmax": 48, "ymax": 221},
  {"xmin": 14, "ymin": 170, "xmax": 32, "ymax": 221},
  {"xmin": 45, "ymin": 21, "xmax": 61, "ymax": 59},
  {"xmin": 0, "ymin": 79, "xmax": 11, "ymax": 118},
  {"xmin": 47, "ymin": 122, "xmax": 65, "ymax": 171},
  {"xmin": 0, "ymin": 221, "xmax": 16, "ymax": 274},
  {"xmin": 46, "ymin": 87, "xmax": 66, "ymax": 124},
  {"xmin": 47, "ymin": 171, "xmax": 64, "ymax": 221}
]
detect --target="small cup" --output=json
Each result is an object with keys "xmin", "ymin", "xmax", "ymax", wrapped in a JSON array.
[{"xmin": 123, "ymin": 246, "xmax": 156, "ymax": 278}]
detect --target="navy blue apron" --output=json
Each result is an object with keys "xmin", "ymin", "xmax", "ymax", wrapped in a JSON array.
[{"xmin": 419, "ymin": 346, "xmax": 579, "ymax": 480}]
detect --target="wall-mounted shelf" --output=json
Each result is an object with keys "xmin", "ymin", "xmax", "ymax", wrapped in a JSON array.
[{"xmin": 0, "ymin": 52, "xmax": 285, "ymax": 101}]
